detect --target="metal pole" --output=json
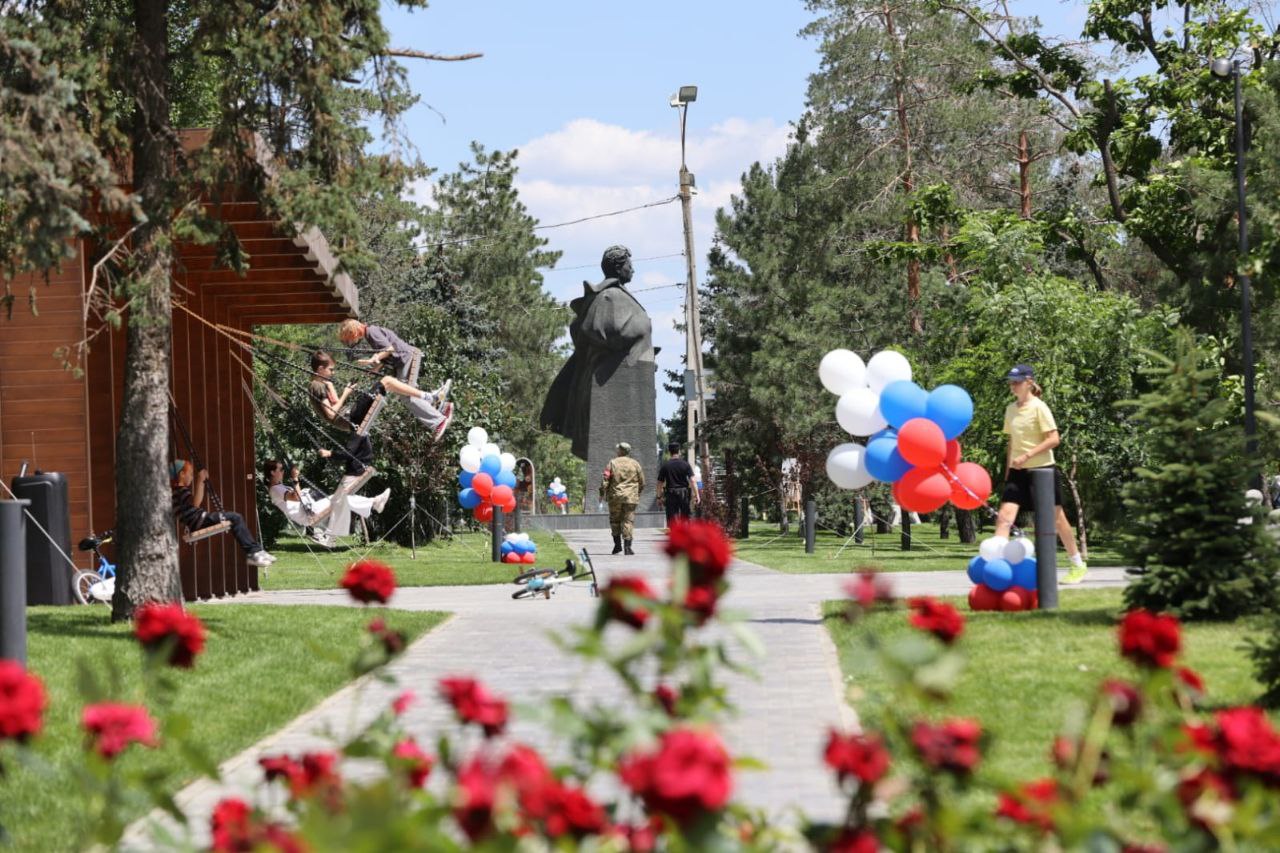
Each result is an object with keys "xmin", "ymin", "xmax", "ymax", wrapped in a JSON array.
[
  {"xmin": 1031, "ymin": 468, "xmax": 1059, "ymax": 610},
  {"xmin": 491, "ymin": 508, "xmax": 503, "ymax": 563},
  {"xmin": 854, "ymin": 498, "xmax": 865, "ymax": 545},
  {"xmin": 1232, "ymin": 61, "xmax": 1259, "ymax": 485},
  {"xmin": 1, "ymin": 500, "xmax": 30, "ymax": 664},
  {"xmin": 513, "ymin": 500, "xmax": 522, "ymax": 534},
  {"xmin": 677, "ymin": 102, "xmax": 713, "ymax": 505},
  {"xmin": 804, "ymin": 499, "xmax": 816, "ymax": 554},
  {"xmin": 410, "ymin": 495, "xmax": 416, "ymax": 560},
  {"xmin": 901, "ymin": 508, "xmax": 911, "ymax": 551},
  {"xmin": 739, "ymin": 495, "xmax": 749, "ymax": 539}
]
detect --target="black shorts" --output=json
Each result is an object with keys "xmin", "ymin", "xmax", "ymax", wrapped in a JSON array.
[{"xmin": 1001, "ymin": 466, "xmax": 1062, "ymax": 510}]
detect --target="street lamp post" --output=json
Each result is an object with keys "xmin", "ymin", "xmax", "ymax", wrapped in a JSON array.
[
  {"xmin": 1211, "ymin": 57, "xmax": 1258, "ymax": 482},
  {"xmin": 670, "ymin": 85, "xmax": 713, "ymax": 499}
]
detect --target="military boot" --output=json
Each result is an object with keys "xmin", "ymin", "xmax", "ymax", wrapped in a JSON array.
[
  {"xmin": 612, "ymin": 535, "xmax": 623, "ymax": 555},
  {"xmin": 624, "ymin": 539, "xmax": 634, "ymax": 555}
]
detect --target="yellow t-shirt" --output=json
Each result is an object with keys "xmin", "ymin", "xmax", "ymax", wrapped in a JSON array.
[{"xmin": 1003, "ymin": 397, "xmax": 1058, "ymax": 468}]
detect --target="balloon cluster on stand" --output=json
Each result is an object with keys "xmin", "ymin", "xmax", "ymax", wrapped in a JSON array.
[
  {"xmin": 819, "ymin": 349, "xmax": 993, "ymax": 512},
  {"xmin": 456, "ymin": 427, "xmax": 518, "ymax": 522},
  {"xmin": 545, "ymin": 478, "xmax": 569, "ymax": 510},
  {"xmin": 500, "ymin": 532, "xmax": 539, "ymax": 565},
  {"xmin": 966, "ymin": 536, "xmax": 1039, "ymax": 611}
]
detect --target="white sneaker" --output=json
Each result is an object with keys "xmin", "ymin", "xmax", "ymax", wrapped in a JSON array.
[
  {"xmin": 435, "ymin": 379, "xmax": 452, "ymax": 402},
  {"xmin": 248, "ymin": 551, "xmax": 273, "ymax": 567},
  {"xmin": 374, "ymin": 488, "xmax": 391, "ymax": 514}
]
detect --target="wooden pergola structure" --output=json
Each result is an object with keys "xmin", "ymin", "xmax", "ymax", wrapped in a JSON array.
[{"xmin": 0, "ymin": 130, "xmax": 358, "ymax": 599}]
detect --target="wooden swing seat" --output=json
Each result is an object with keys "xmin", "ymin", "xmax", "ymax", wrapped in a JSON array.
[
  {"xmin": 355, "ymin": 392, "xmax": 387, "ymax": 436},
  {"xmin": 305, "ymin": 467, "xmax": 377, "ymax": 524},
  {"xmin": 183, "ymin": 519, "xmax": 231, "ymax": 544}
]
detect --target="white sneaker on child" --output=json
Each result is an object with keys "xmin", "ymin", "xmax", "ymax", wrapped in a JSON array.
[
  {"xmin": 432, "ymin": 402, "xmax": 455, "ymax": 443},
  {"xmin": 373, "ymin": 488, "xmax": 391, "ymax": 513},
  {"xmin": 248, "ymin": 551, "xmax": 273, "ymax": 567}
]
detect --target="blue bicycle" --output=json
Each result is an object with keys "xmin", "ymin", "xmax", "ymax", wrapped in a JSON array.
[{"xmin": 74, "ymin": 530, "xmax": 117, "ymax": 605}]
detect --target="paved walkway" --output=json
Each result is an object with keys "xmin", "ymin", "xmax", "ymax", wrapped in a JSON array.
[{"xmin": 123, "ymin": 530, "xmax": 1128, "ymax": 848}]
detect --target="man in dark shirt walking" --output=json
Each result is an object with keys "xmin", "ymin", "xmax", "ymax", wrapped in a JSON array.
[{"xmin": 657, "ymin": 442, "xmax": 697, "ymax": 526}]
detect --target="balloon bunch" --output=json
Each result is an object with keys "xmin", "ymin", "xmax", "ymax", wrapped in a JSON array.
[
  {"xmin": 545, "ymin": 477, "xmax": 569, "ymax": 509},
  {"xmin": 500, "ymin": 532, "xmax": 539, "ymax": 565},
  {"xmin": 820, "ymin": 349, "xmax": 993, "ymax": 513},
  {"xmin": 457, "ymin": 427, "xmax": 518, "ymax": 522},
  {"xmin": 966, "ymin": 536, "xmax": 1039, "ymax": 611}
]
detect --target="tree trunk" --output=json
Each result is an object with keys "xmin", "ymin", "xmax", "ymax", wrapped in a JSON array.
[
  {"xmin": 955, "ymin": 508, "xmax": 976, "ymax": 544},
  {"xmin": 112, "ymin": 0, "xmax": 181, "ymax": 620},
  {"xmin": 884, "ymin": 5, "xmax": 923, "ymax": 335},
  {"xmin": 1017, "ymin": 130, "xmax": 1032, "ymax": 219}
]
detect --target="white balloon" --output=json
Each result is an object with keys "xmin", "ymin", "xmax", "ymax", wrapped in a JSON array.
[
  {"xmin": 979, "ymin": 536, "xmax": 1009, "ymax": 563},
  {"xmin": 1003, "ymin": 537, "xmax": 1033, "ymax": 564},
  {"xmin": 480, "ymin": 442, "xmax": 501, "ymax": 459},
  {"xmin": 459, "ymin": 445, "xmax": 482, "ymax": 473},
  {"xmin": 467, "ymin": 427, "xmax": 488, "ymax": 449},
  {"xmin": 835, "ymin": 388, "xmax": 888, "ymax": 436},
  {"xmin": 552, "ymin": 477, "xmax": 562, "ymax": 484},
  {"xmin": 818, "ymin": 349, "xmax": 867, "ymax": 396},
  {"xmin": 866, "ymin": 350, "xmax": 913, "ymax": 393},
  {"xmin": 826, "ymin": 443, "xmax": 874, "ymax": 490},
  {"xmin": 499, "ymin": 452, "xmax": 517, "ymax": 472}
]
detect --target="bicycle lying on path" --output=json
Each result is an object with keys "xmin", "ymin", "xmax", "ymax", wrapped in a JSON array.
[
  {"xmin": 73, "ymin": 530, "xmax": 117, "ymax": 605},
  {"xmin": 511, "ymin": 549, "xmax": 599, "ymax": 600}
]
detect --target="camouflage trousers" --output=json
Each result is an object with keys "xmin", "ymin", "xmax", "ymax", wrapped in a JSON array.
[{"xmin": 608, "ymin": 501, "xmax": 638, "ymax": 539}]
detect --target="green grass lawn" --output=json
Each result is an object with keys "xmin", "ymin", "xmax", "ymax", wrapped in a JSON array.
[
  {"xmin": 1, "ymin": 604, "xmax": 446, "ymax": 852},
  {"xmin": 823, "ymin": 588, "xmax": 1269, "ymax": 786},
  {"xmin": 260, "ymin": 528, "xmax": 578, "ymax": 590},
  {"xmin": 735, "ymin": 520, "xmax": 1126, "ymax": 573}
]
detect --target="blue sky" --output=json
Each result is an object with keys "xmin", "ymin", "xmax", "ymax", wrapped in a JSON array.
[{"xmin": 380, "ymin": 1, "xmax": 1091, "ymax": 422}]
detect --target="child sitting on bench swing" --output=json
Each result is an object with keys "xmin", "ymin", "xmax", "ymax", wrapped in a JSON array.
[
  {"xmin": 263, "ymin": 459, "xmax": 390, "ymax": 546},
  {"xmin": 170, "ymin": 459, "xmax": 274, "ymax": 567},
  {"xmin": 307, "ymin": 350, "xmax": 451, "ymax": 440},
  {"xmin": 337, "ymin": 320, "xmax": 455, "ymax": 442}
]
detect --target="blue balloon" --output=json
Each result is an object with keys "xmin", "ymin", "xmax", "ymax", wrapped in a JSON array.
[
  {"xmin": 459, "ymin": 470, "xmax": 474, "ymax": 488},
  {"xmin": 458, "ymin": 488, "xmax": 481, "ymax": 509},
  {"xmin": 926, "ymin": 384, "xmax": 975, "ymax": 440},
  {"xmin": 983, "ymin": 558, "xmax": 1014, "ymax": 592},
  {"xmin": 869, "ymin": 426, "xmax": 897, "ymax": 444},
  {"xmin": 879, "ymin": 380, "xmax": 930, "ymax": 429},
  {"xmin": 496, "ymin": 470, "xmax": 518, "ymax": 489},
  {"xmin": 967, "ymin": 556, "xmax": 987, "ymax": 585},
  {"xmin": 511, "ymin": 540, "xmax": 527, "ymax": 555},
  {"xmin": 500, "ymin": 542, "xmax": 514, "ymax": 555},
  {"xmin": 1012, "ymin": 557, "xmax": 1037, "ymax": 590},
  {"xmin": 480, "ymin": 454, "xmax": 502, "ymax": 476},
  {"xmin": 865, "ymin": 437, "xmax": 913, "ymax": 483}
]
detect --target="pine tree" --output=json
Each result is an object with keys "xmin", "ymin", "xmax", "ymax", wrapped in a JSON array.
[{"xmin": 1121, "ymin": 329, "xmax": 1279, "ymax": 620}]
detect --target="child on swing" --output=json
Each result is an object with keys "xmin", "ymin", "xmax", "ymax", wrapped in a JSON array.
[
  {"xmin": 337, "ymin": 320, "xmax": 455, "ymax": 441},
  {"xmin": 262, "ymin": 460, "xmax": 390, "ymax": 546},
  {"xmin": 170, "ymin": 459, "xmax": 274, "ymax": 567},
  {"xmin": 307, "ymin": 350, "xmax": 453, "ymax": 442}
]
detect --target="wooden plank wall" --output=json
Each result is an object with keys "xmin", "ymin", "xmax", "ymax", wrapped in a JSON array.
[{"xmin": 0, "ymin": 261, "xmax": 94, "ymax": 570}]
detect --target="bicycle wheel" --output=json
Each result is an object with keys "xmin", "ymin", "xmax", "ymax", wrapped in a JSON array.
[
  {"xmin": 512, "ymin": 586, "xmax": 540, "ymax": 600},
  {"xmin": 513, "ymin": 569, "xmax": 555, "ymax": 585},
  {"xmin": 72, "ymin": 570, "xmax": 99, "ymax": 605}
]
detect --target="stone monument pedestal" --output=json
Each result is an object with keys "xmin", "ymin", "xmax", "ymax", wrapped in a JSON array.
[{"xmin": 585, "ymin": 360, "xmax": 659, "ymax": 516}]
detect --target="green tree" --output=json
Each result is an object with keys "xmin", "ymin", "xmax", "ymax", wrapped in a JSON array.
[{"xmin": 1120, "ymin": 329, "xmax": 1279, "ymax": 620}]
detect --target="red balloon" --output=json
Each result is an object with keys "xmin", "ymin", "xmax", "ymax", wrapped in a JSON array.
[
  {"xmin": 944, "ymin": 439, "xmax": 961, "ymax": 469},
  {"xmin": 897, "ymin": 418, "xmax": 947, "ymax": 468},
  {"xmin": 471, "ymin": 472, "xmax": 495, "ymax": 498},
  {"xmin": 1030, "ymin": 590, "xmax": 1040, "ymax": 610},
  {"xmin": 503, "ymin": 552, "xmax": 520, "ymax": 564},
  {"xmin": 969, "ymin": 584, "xmax": 1000, "ymax": 611},
  {"xmin": 949, "ymin": 462, "xmax": 992, "ymax": 510},
  {"xmin": 897, "ymin": 466, "xmax": 951, "ymax": 513},
  {"xmin": 473, "ymin": 504, "xmax": 493, "ymax": 522},
  {"xmin": 490, "ymin": 484, "xmax": 514, "ymax": 507},
  {"xmin": 1000, "ymin": 587, "xmax": 1034, "ymax": 611},
  {"xmin": 502, "ymin": 495, "xmax": 517, "ymax": 513},
  {"xmin": 521, "ymin": 552, "xmax": 537, "ymax": 564}
]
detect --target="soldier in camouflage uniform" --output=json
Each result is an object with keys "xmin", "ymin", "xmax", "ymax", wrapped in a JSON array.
[{"xmin": 600, "ymin": 441, "xmax": 645, "ymax": 555}]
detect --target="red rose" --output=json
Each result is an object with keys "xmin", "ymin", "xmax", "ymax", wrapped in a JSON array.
[
  {"xmin": 619, "ymin": 727, "xmax": 733, "ymax": 826},
  {"xmin": 1213, "ymin": 706, "xmax": 1280, "ymax": 784},
  {"xmin": 910, "ymin": 718, "xmax": 982, "ymax": 775},
  {"xmin": 907, "ymin": 597, "xmax": 965, "ymax": 644},
  {"xmin": 544, "ymin": 782, "xmax": 608, "ymax": 839},
  {"xmin": 1180, "ymin": 722, "xmax": 1217, "ymax": 757},
  {"xmin": 340, "ymin": 559, "xmax": 397, "ymax": 604},
  {"xmin": 392, "ymin": 737, "xmax": 433, "ymax": 788},
  {"xmin": 439, "ymin": 676, "xmax": 509, "ymax": 737},
  {"xmin": 1118, "ymin": 609, "xmax": 1181, "ymax": 669},
  {"xmin": 828, "ymin": 828, "xmax": 880, "ymax": 853},
  {"xmin": 259, "ymin": 754, "xmax": 301, "ymax": 782},
  {"xmin": 844, "ymin": 571, "xmax": 894, "ymax": 612},
  {"xmin": 602, "ymin": 575, "xmax": 655, "ymax": 630},
  {"xmin": 1101, "ymin": 679, "xmax": 1143, "ymax": 727},
  {"xmin": 1177, "ymin": 767, "xmax": 1236, "ymax": 830},
  {"xmin": 133, "ymin": 602, "xmax": 206, "ymax": 668},
  {"xmin": 1121, "ymin": 845, "xmax": 1167, "ymax": 853},
  {"xmin": 82, "ymin": 702, "xmax": 158, "ymax": 759},
  {"xmin": 454, "ymin": 755, "xmax": 498, "ymax": 842},
  {"xmin": 0, "ymin": 660, "xmax": 46, "ymax": 742},
  {"xmin": 391, "ymin": 690, "xmax": 416, "ymax": 716},
  {"xmin": 664, "ymin": 518, "xmax": 733, "ymax": 583},
  {"xmin": 291, "ymin": 752, "xmax": 343, "ymax": 803},
  {"xmin": 497, "ymin": 743, "xmax": 556, "ymax": 819},
  {"xmin": 823, "ymin": 730, "xmax": 890, "ymax": 785},
  {"xmin": 210, "ymin": 797, "xmax": 253, "ymax": 852},
  {"xmin": 995, "ymin": 778, "xmax": 1060, "ymax": 831},
  {"xmin": 367, "ymin": 617, "xmax": 406, "ymax": 655},
  {"xmin": 683, "ymin": 583, "xmax": 719, "ymax": 625},
  {"xmin": 613, "ymin": 817, "xmax": 661, "ymax": 852},
  {"xmin": 654, "ymin": 684, "xmax": 679, "ymax": 717},
  {"xmin": 1176, "ymin": 667, "xmax": 1205, "ymax": 695}
]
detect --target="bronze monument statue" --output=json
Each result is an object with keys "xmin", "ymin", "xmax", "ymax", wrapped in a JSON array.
[{"xmin": 541, "ymin": 245, "xmax": 658, "ymax": 513}]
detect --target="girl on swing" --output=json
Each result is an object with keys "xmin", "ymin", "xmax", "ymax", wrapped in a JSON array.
[
  {"xmin": 170, "ymin": 459, "xmax": 274, "ymax": 566},
  {"xmin": 307, "ymin": 350, "xmax": 452, "ymax": 442},
  {"xmin": 337, "ymin": 320, "xmax": 455, "ymax": 442},
  {"xmin": 262, "ymin": 460, "xmax": 390, "ymax": 546}
]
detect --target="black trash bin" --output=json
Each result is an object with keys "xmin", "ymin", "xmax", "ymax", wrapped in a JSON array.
[{"xmin": 10, "ymin": 473, "xmax": 72, "ymax": 605}]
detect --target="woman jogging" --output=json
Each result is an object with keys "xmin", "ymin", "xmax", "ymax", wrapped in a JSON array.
[{"xmin": 994, "ymin": 364, "xmax": 1088, "ymax": 584}]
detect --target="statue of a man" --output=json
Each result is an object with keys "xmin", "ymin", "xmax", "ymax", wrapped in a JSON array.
[{"xmin": 540, "ymin": 245, "xmax": 655, "ymax": 459}]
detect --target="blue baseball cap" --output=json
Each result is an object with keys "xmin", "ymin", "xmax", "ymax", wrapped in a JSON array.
[
  {"xmin": 1005, "ymin": 364, "xmax": 1034, "ymax": 381},
  {"xmin": 170, "ymin": 460, "xmax": 188, "ymax": 480}
]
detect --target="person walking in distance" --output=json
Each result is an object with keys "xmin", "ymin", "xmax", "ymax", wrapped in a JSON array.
[
  {"xmin": 994, "ymin": 364, "xmax": 1088, "ymax": 583},
  {"xmin": 656, "ymin": 442, "xmax": 697, "ymax": 527},
  {"xmin": 600, "ymin": 441, "xmax": 645, "ymax": 555}
]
